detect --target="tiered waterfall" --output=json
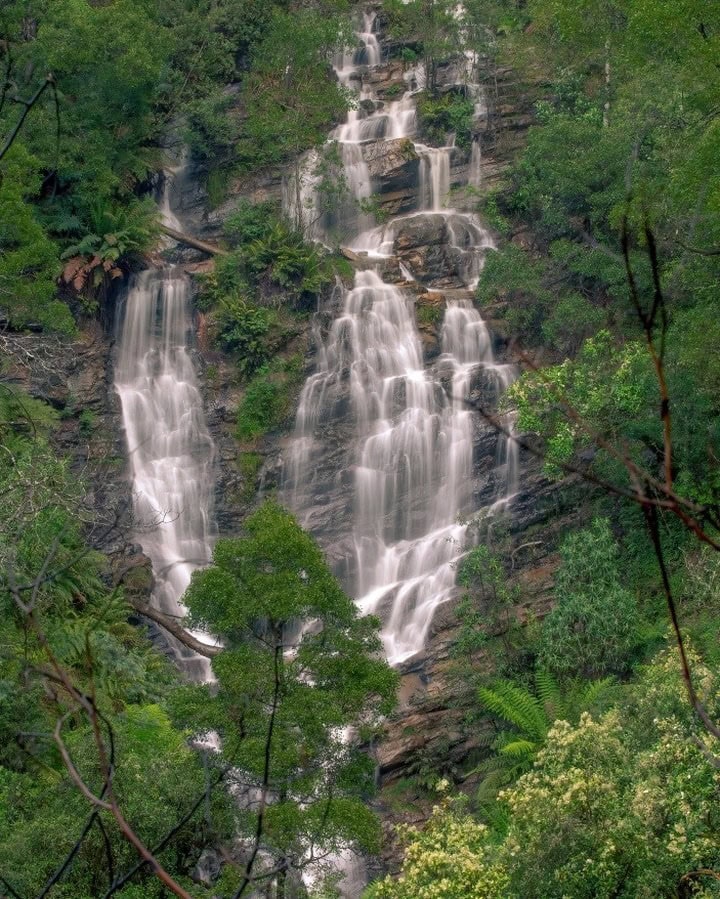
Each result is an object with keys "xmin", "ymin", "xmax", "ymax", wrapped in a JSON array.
[{"xmin": 283, "ymin": 13, "xmax": 517, "ymax": 665}]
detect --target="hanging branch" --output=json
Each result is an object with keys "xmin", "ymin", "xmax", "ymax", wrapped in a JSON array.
[{"xmin": 0, "ymin": 73, "xmax": 56, "ymax": 164}]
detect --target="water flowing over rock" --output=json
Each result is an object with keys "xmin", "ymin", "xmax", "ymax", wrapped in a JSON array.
[
  {"xmin": 114, "ymin": 173, "xmax": 220, "ymax": 681},
  {"xmin": 282, "ymin": 13, "xmax": 519, "ymax": 672}
]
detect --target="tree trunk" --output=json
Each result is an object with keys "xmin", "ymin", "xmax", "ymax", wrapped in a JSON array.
[
  {"xmin": 603, "ymin": 39, "xmax": 611, "ymax": 127},
  {"xmin": 294, "ymin": 157, "xmax": 303, "ymax": 234},
  {"xmin": 159, "ymin": 224, "xmax": 229, "ymax": 256}
]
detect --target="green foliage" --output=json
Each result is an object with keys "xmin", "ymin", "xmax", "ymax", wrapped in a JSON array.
[
  {"xmin": 236, "ymin": 356, "xmax": 304, "ymax": 441},
  {"xmin": 375, "ymin": 648, "xmax": 720, "ymax": 899},
  {"xmin": 541, "ymin": 290, "xmax": 605, "ymax": 355},
  {"xmin": 476, "ymin": 242, "xmax": 608, "ymax": 353},
  {"xmin": 479, "ymin": 192, "xmax": 512, "ymax": 238},
  {"xmin": 417, "ymin": 91, "xmax": 475, "ymax": 149},
  {"xmin": 173, "ymin": 502, "xmax": 398, "ymax": 890},
  {"xmin": 224, "ymin": 199, "xmax": 278, "ymax": 246},
  {"xmin": 237, "ymin": 451, "xmax": 263, "ymax": 502},
  {"xmin": 475, "ymin": 670, "xmax": 615, "ymax": 807},
  {"xmin": 507, "ymin": 329, "xmax": 652, "ymax": 474},
  {"xmin": 365, "ymin": 791, "xmax": 509, "ymax": 899},
  {"xmin": 0, "ymin": 384, "xmax": 225, "ymax": 895},
  {"xmin": 0, "ymin": 705, "xmax": 228, "ymax": 899},
  {"xmin": 0, "ymin": 147, "xmax": 67, "ymax": 332},
  {"xmin": 0, "ymin": 0, "xmax": 175, "ymax": 328},
  {"xmin": 539, "ymin": 519, "xmax": 639, "ymax": 677},
  {"xmin": 236, "ymin": 9, "xmax": 351, "ymax": 171},
  {"xmin": 451, "ymin": 545, "xmax": 524, "ymax": 674},
  {"xmin": 215, "ymin": 298, "xmax": 276, "ymax": 377},
  {"xmin": 476, "ymin": 244, "xmax": 553, "ymax": 346},
  {"xmin": 415, "ymin": 300, "xmax": 443, "ymax": 327},
  {"xmin": 500, "ymin": 648, "xmax": 720, "ymax": 897},
  {"xmin": 205, "ymin": 203, "xmax": 334, "ymax": 314},
  {"xmin": 507, "ymin": 309, "xmax": 720, "ymax": 503},
  {"xmin": 241, "ymin": 220, "xmax": 333, "ymax": 303}
]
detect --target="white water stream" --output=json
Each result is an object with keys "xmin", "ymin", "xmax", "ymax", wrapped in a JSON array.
[
  {"xmin": 283, "ymin": 12, "xmax": 518, "ymax": 669},
  {"xmin": 115, "ymin": 171, "xmax": 218, "ymax": 681}
]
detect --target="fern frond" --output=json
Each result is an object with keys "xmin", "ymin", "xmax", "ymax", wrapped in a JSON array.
[
  {"xmin": 498, "ymin": 738, "xmax": 537, "ymax": 760},
  {"xmin": 478, "ymin": 681, "xmax": 547, "ymax": 741},
  {"xmin": 535, "ymin": 668, "xmax": 567, "ymax": 722},
  {"xmin": 576, "ymin": 676, "xmax": 616, "ymax": 715}
]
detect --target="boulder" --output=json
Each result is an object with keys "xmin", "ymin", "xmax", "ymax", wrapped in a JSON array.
[{"xmin": 363, "ymin": 138, "xmax": 419, "ymax": 194}]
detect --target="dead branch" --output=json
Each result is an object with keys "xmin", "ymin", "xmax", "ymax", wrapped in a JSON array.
[
  {"xmin": 159, "ymin": 224, "xmax": 229, "ymax": 257},
  {"xmin": 126, "ymin": 595, "xmax": 222, "ymax": 658},
  {"xmin": 0, "ymin": 73, "xmax": 55, "ymax": 163}
]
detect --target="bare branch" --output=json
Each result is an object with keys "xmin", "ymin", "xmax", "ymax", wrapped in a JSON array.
[
  {"xmin": 0, "ymin": 73, "xmax": 54, "ymax": 163},
  {"xmin": 125, "ymin": 595, "xmax": 221, "ymax": 658}
]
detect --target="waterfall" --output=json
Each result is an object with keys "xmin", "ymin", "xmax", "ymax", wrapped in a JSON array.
[
  {"xmin": 115, "ymin": 171, "xmax": 218, "ymax": 681},
  {"xmin": 417, "ymin": 144, "xmax": 451, "ymax": 211},
  {"xmin": 283, "ymin": 11, "xmax": 519, "ymax": 673}
]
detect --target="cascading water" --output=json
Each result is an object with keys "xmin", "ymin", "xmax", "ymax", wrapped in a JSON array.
[
  {"xmin": 115, "ymin": 171, "xmax": 218, "ymax": 681},
  {"xmin": 283, "ymin": 10, "xmax": 518, "ymax": 671}
]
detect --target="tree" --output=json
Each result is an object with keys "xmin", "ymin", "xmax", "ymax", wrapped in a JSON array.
[{"xmin": 171, "ymin": 500, "xmax": 398, "ymax": 896}]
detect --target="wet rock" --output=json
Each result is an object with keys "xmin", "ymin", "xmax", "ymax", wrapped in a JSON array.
[{"xmin": 364, "ymin": 138, "xmax": 419, "ymax": 194}]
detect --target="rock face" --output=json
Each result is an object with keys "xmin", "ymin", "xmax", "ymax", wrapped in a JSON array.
[
  {"xmin": 364, "ymin": 137, "xmax": 420, "ymax": 214},
  {"xmin": 364, "ymin": 137, "xmax": 418, "ymax": 188},
  {"xmin": 392, "ymin": 215, "xmax": 463, "ymax": 285},
  {"xmin": 1, "ymin": 324, "xmax": 133, "ymax": 556}
]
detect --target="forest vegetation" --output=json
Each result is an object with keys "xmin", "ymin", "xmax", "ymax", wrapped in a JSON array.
[{"xmin": 1, "ymin": 0, "xmax": 720, "ymax": 896}]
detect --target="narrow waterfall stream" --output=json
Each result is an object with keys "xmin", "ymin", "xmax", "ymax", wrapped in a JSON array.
[
  {"xmin": 283, "ymin": 13, "xmax": 518, "ymax": 667},
  {"xmin": 115, "ymin": 172, "xmax": 218, "ymax": 681}
]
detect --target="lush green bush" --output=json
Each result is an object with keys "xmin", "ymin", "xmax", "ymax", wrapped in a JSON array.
[
  {"xmin": 417, "ymin": 91, "xmax": 475, "ymax": 149},
  {"xmin": 215, "ymin": 297, "xmax": 276, "ymax": 377},
  {"xmin": 241, "ymin": 220, "xmax": 334, "ymax": 304},
  {"xmin": 366, "ymin": 790, "xmax": 509, "ymax": 899},
  {"xmin": 204, "ymin": 203, "xmax": 334, "ymax": 315},
  {"xmin": 476, "ymin": 244, "xmax": 553, "ymax": 346},
  {"xmin": 223, "ymin": 199, "xmax": 278, "ymax": 246},
  {"xmin": 371, "ymin": 648, "xmax": 720, "ymax": 899},
  {"xmin": 538, "ymin": 519, "xmax": 639, "ymax": 677},
  {"xmin": 236, "ymin": 356, "xmax": 304, "ymax": 441}
]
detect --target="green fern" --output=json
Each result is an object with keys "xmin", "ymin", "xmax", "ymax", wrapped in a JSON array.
[
  {"xmin": 478, "ymin": 681, "xmax": 547, "ymax": 743},
  {"xmin": 475, "ymin": 670, "xmax": 616, "ymax": 812}
]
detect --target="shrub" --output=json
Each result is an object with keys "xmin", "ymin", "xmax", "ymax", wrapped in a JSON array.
[
  {"xmin": 223, "ymin": 200, "xmax": 278, "ymax": 247},
  {"xmin": 417, "ymin": 90, "xmax": 474, "ymax": 149},
  {"xmin": 214, "ymin": 297, "xmax": 275, "ymax": 377},
  {"xmin": 241, "ymin": 221, "xmax": 333, "ymax": 305},
  {"xmin": 236, "ymin": 357, "xmax": 303, "ymax": 441},
  {"xmin": 542, "ymin": 291, "xmax": 605, "ymax": 355},
  {"xmin": 538, "ymin": 518, "xmax": 639, "ymax": 677}
]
